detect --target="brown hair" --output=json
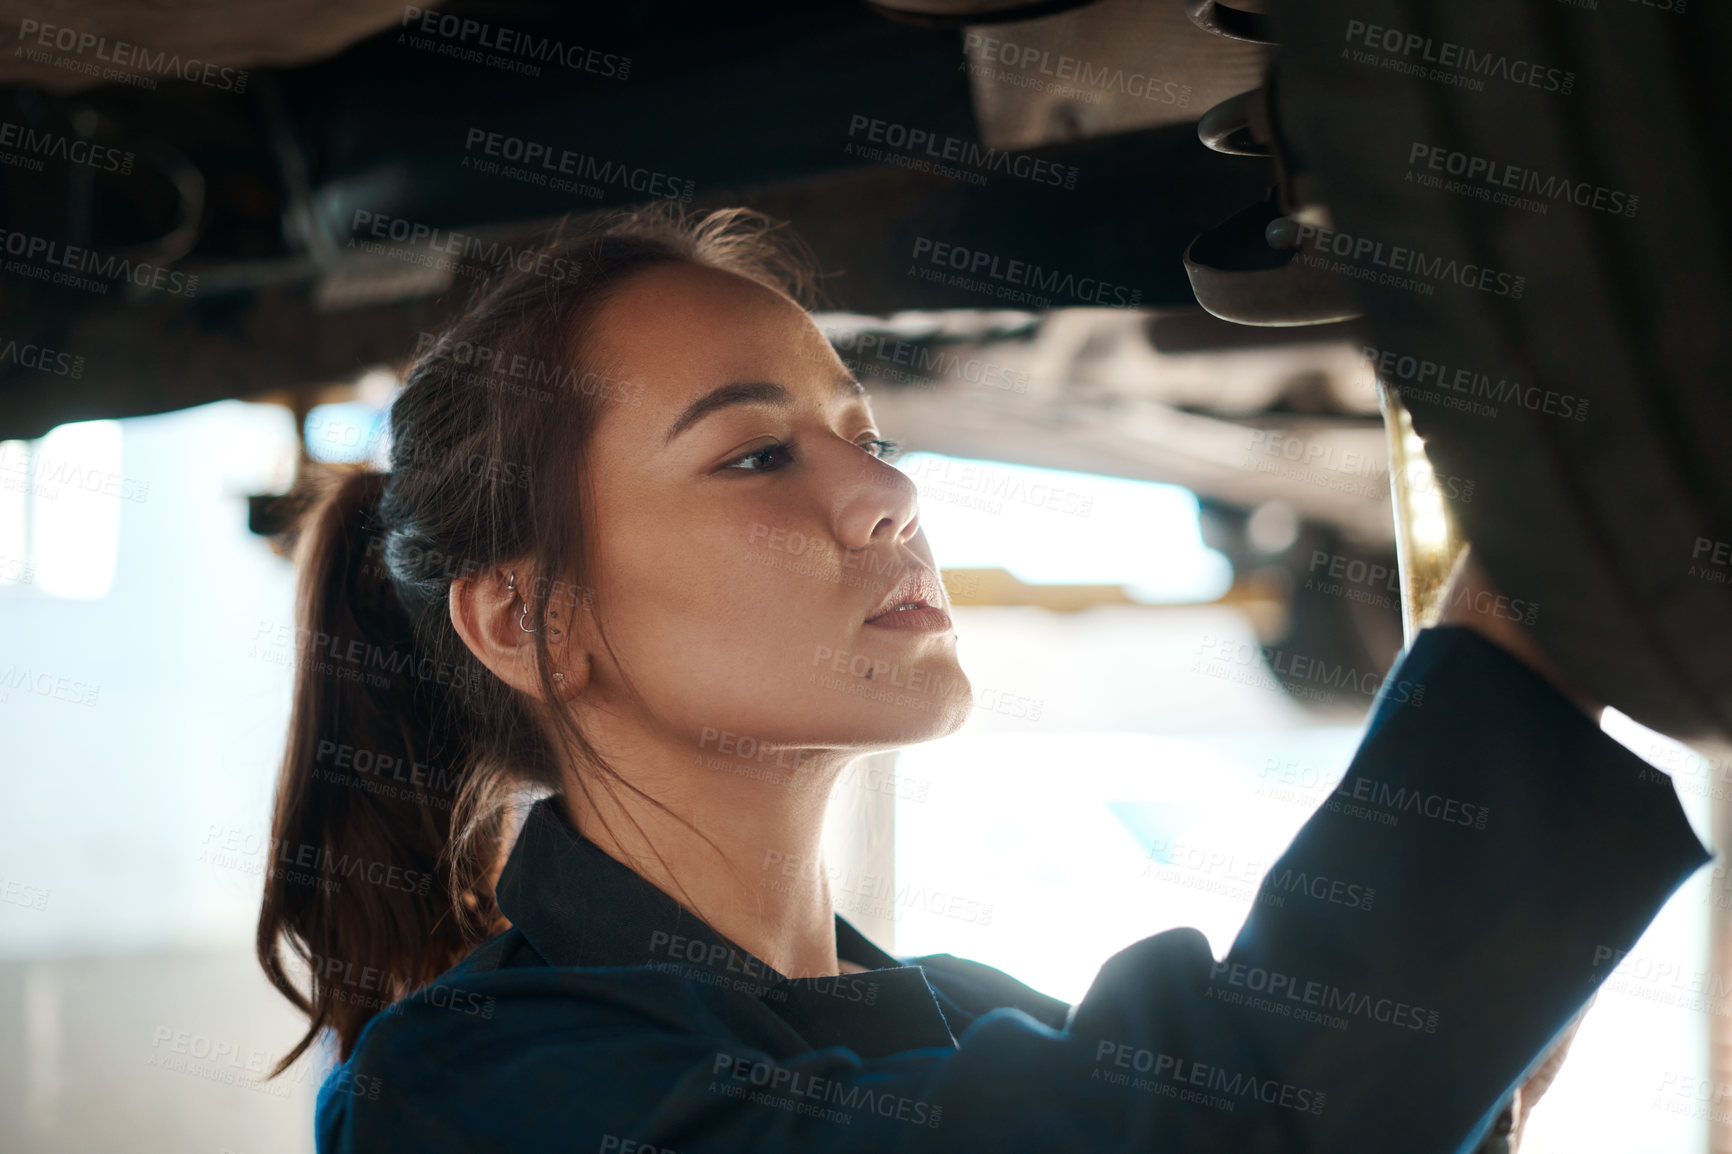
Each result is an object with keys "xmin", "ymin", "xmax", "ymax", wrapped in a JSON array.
[{"xmin": 256, "ymin": 205, "xmax": 825, "ymax": 1073}]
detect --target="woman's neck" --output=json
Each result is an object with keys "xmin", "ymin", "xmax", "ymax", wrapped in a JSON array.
[{"xmin": 560, "ymin": 742, "xmax": 863, "ymax": 981}]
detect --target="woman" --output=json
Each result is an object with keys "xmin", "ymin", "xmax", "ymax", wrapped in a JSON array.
[{"xmin": 258, "ymin": 205, "xmax": 1708, "ymax": 1153}]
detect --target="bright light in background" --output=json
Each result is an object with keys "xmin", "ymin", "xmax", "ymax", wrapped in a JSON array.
[
  {"xmin": 304, "ymin": 400, "xmax": 390, "ymax": 467},
  {"xmin": 303, "ymin": 369, "xmax": 401, "ymax": 468},
  {"xmin": 896, "ymin": 451, "xmax": 1233, "ymax": 602},
  {"xmin": 35, "ymin": 421, "xmax": 123, "ymax": 599},
  {"xmin": 0, "ymin": 420, "xmax": 124, "ymax": 598},
  {"xmin": 0, "ymin": 438, "xmax": 25, "ymax": 586},
  {"xmin": 893, "ymin": 725, "xmax": 1368, "ymax": 999}
]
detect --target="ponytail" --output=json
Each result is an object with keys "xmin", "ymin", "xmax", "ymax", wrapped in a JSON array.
[{"xmin": 256, "ymin": 466, "xmax": 491, "ymax": 1074}]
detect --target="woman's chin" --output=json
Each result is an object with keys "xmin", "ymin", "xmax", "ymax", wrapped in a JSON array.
[
  {"xmin": 778, "ymin": 652, "xmax": 973, "ymax": 748},
  {"xmin": 861, "ymin": 669, "xmax": 974, "ymax": 747}
]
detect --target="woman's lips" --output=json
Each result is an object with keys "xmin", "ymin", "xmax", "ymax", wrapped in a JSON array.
[{"xmin": 863, "ymin": 605, "xmax": 953, "ymax": 633}]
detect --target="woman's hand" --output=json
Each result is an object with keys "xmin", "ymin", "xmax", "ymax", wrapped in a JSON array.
[{"xmin": 1434, "ymin": 546, "xmax": 1605, "ymax": 724}]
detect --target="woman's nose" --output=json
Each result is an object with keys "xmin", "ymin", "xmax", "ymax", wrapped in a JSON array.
[{"xmin": 828, "ymin": 441, "xmax": 920, "ymax": 552}]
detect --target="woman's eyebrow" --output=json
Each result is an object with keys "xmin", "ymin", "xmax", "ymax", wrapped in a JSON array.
[{"xmin": 662, "ymin": 376, "xmax": 866, "ymax": 446}]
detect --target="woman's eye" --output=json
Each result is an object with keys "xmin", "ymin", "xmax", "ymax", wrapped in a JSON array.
[
  {"xmin": 723, "ymin": 443, "xmax": 793, "ymax": 471},
  {"xmin": 722, "ymin": 438, "xmax": 900, "ymax": 471}
]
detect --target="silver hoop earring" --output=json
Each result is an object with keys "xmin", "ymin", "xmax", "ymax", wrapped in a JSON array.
[
  {"xmin": 508, "ymin": 569, "xmax": 540, "ymax": 634},
  {"xmin": 508, "ymin": 570, "xmax": 561, "ymax": 637}
]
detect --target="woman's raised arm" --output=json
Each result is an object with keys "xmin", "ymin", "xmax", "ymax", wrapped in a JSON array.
[{"xmin": 317, "ymin": 625, "xmax": 1708, "ymax": 1154}]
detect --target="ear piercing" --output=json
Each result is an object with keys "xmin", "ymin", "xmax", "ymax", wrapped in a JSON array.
[
  {"xmin": 505, "ymin": 570, "xmax": 562, "ymax": 637},
  {"xmin": 505, "ymin": 572, "xmax": 583, "ymax": 687}
]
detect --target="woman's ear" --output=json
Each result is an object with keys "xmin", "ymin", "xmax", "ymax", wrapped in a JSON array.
[{"xmin": 448, "ymin": 567, "xmax": 589, "ymax": 700}]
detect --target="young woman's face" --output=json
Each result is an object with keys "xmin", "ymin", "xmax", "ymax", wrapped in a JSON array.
[{"xmin": 570, "ymin": 261, "xmax": 972, "ymax": 769}]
